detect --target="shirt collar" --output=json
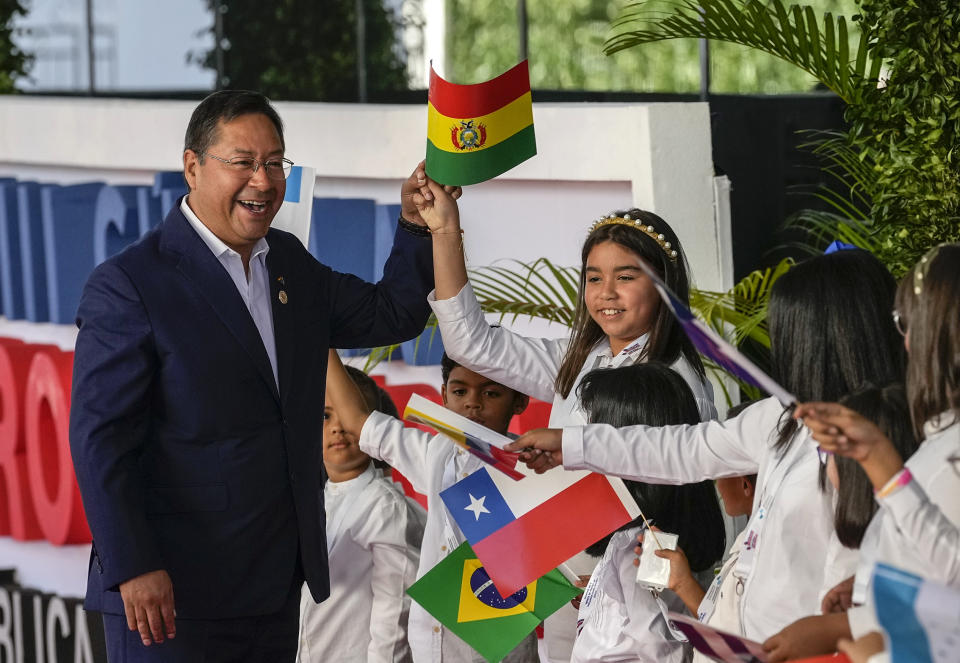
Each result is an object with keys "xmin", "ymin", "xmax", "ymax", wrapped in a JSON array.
[
  {"xmin": 181, "ymin": 196, "xmax": 270, "ymax": 261},
  {"xmin": 593, "ymin": 333, "xmax": 649, "ymax": 369},
  {"xmin": 325, "ymin": 462, "xmax": 377, "ymax": 495}
]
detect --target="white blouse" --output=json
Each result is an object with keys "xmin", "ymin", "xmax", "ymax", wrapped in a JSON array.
[
  {"xmin": 561, "ymin": 396, "xmax": 857, "ymax": 641},
  {"xmin": 572, "ymin": 527, "xmax": 690, "ymax": 663},
  {"xmin": 848, "ymin": 416, "xmax": 960, "ymax": 640},
  {"xmin": 297, "ymin": 464, "xmax": 425, "ymax": 663},
  {"xmin": 430, "ymin": 282, "xmax": 718, "ymax": 661}
]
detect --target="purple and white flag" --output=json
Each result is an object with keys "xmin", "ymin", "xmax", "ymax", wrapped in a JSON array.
[
  {"xmin": 667, "ymin": 612, "xmax": 768, "ymax": 663},
  {"xmin": 635, "ymin": 259, "xmax": 796, "ymax": 407}
]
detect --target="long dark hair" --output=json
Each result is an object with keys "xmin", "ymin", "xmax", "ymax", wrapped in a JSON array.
[
  {"xmin": 579, "ymin": 363, "xmax": 725, "ymax": 571},
  {"xmin": 768, "ymin": 249, "xmax": 906, "ymax": 452},
  {"xmin": 554, "ymin": 209, "xmax": 704, "ymax": 399},
  {"xmin": 822, "ymin": 383, "xmax": 918, "ymax": 548},
  {"xmin": 895, "ymin": 244, "xmax": 960, "ymax": 439}
]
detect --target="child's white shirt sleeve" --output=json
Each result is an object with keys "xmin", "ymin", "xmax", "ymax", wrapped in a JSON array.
[{"xmin": 428, "ymin": 282, "xmax": 568, "ymax": 403}]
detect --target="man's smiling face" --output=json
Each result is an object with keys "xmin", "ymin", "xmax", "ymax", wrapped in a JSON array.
[{"xmin": 183, "ymin": 113, "xmax": 286, "ymax": 257}]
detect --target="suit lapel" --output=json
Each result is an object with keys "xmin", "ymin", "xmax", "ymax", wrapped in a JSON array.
[
  {"xmin": 160, "ymin": 204, "xmax": 281, "ymax": 406},
  {"xmin": 266, "ymin": 240, "xmax": 295, "ymax": 411}
]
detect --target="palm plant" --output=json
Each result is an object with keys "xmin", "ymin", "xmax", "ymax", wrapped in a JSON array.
[
  {"xmin": 605, "ymin": 0, "xmax": 882, "ymax": 104},
  {"xmin": 603, "ymin": 0, "xmax": 960, "ymax": 275}
]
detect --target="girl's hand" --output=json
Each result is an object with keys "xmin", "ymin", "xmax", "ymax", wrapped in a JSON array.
[
  {"xmin": 762, "ymin": 614, "xmax": 847, "ymax": 663},
  {"xmin": 570, "ymin": 574, "xmax": 591, "ymax": 610},
  {"xmin": 401, "ymin": 162, "xmax": 462, "ymax": 232},
  {"xmin": 504, "ymin": 428, "xmax": 563, "ymax": 473},
  {"xmin": 793, "ymin": 402, "xmax": 890, "ymax": 461},
  {"xmin": 821, "ymin": 575, "xmax": 855, "ymax": 614}
]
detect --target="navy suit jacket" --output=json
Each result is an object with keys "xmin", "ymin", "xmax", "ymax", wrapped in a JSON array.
[{"xmin": 69, "ymin": 201, "xmax": 433, "ymax": 619}]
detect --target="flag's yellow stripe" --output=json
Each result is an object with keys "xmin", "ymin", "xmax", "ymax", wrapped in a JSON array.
[
  {"xmin": 404, "ymin": 407, "xmax": 467, "ymax": 446},
  {"xmin": 427, "ymin": 92, "xmax": 533, "ymax": 154}
]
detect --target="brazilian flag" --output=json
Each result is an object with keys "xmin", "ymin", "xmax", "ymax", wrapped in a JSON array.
[{"xmin": 407, "ymin": 542, "xmax": 579, "ymax": 663}]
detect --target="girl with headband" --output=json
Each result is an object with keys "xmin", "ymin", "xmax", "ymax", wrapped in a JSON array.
[{"xmin": 408, "ymin": 173, "xmax": 716, "ymax": 661}]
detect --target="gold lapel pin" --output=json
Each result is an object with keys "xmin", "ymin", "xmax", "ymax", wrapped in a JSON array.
[{"xmin": 278, "ymin": 290, "xmax": 288, "ymax": 304}]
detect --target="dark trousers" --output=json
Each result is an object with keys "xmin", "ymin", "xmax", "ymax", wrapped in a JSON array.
[{"xmin": 102, "ymin": 566, "xmax": 304, "ymax": 663}]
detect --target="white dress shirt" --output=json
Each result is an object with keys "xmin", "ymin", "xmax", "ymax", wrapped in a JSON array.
[
  {"xmin": 181, "ymin": 197, "xmax": 278, "ymax": 386},
  {"xmin": 848, "ymin": 416, "xmax": 960, "ymax": 642},
  {"xmin": 572, "ymin": 527, "xmax": 691, "ymax": 663},
  {"xmin": 297, "ymin": 463, "xmax": 425, "ymax": 663},
  {"xmin": 562, "ymin": 397, "xmax": 857, "ymax": 641},
  {"xmin": 359, "ymin": 412, "xmax": 538, "ymax": 663}
]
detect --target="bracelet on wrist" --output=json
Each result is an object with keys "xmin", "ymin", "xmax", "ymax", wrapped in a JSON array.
[
  {"xmin": 397, "ymin": 215, "xmax": 431, "ymax": 237},
  {"xmin": 875, "ymin": 467, "xmax": 912, "ymax": 499}
]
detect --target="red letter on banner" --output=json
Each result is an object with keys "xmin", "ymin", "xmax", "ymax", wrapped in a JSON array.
[
  {"xmin": 24, "ymin": 349, "xmax": 91, "ymax": 545},
  {"xmin": 0, "ymin": 338, "xmax": 44, "ymax": 540}
]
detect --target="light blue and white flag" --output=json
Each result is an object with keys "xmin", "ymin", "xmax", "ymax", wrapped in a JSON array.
[
  {"xmin": 873, "ymin": 563, "xmax": 960, "ymax": 663},
  {"xmin": 271, "ymin": 165, "xmax": 315, "ymax": 249}
]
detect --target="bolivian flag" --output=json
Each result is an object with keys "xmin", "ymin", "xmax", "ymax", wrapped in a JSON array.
[
  {"xmin": 426, "ymin": 61, "xmax": 536, "ymax": 186},
  {"xmin": 407, "ymin": 542, "xmax": 578, "ymax": 663}
]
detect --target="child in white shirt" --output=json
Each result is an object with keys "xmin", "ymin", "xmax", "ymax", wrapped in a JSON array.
[
  {"xmin": 323, "ymin": 348, "xmax": 539, "ymax": 663},
  {"xmin": 298, "ymin": 365, "xmax": 426, "ymax": 663},
  {"xmin": 571, "ymin": 363, "xmax": 726, "ymax": 663}
]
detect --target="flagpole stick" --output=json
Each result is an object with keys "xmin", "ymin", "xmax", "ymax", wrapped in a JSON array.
[{"xmin": 638, "ymin": 508, "xmax": 664, "ymax": 550}]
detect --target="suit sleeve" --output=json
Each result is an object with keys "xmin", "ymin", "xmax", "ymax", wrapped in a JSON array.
[
  {"xmin": 69, "ymin": 261, "xmax": 164, "ymax": 590},
  {"xmin": 328, "ymin": 224, "xmax": 434, "ymax": 349}
]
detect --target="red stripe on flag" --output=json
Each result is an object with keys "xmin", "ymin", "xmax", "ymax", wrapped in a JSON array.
[
  {"xmin": 472, "ymin": 473, "xmax": 633, "ymax": 596},
  {"xmin": 429, "ymin": 61, "xmax": 531, "ymax": 119}
]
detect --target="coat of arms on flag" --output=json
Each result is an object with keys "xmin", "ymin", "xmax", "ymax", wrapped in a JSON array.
[
  {"xmin": 425, "ymin": 60, "xmax": 536, "ymax": 186},
  {"xmin": 407, "ymin": 542, "xmax": 578, "ymax": 663}
]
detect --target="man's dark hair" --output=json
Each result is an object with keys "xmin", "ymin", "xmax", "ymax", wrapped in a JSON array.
[{"xmin": 184, "ymin": 90, "xmax": 285, "ymax": 161}]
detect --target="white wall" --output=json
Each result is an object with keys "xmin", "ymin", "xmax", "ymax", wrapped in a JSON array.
[{"xmin": 0, "ymin": 96, "xmax": 728, "ymax": 290}]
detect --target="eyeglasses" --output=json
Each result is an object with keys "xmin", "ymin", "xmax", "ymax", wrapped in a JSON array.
[
  {"xmin": 202, "ymin": 152, "xmax": 294, "ymax": 180},
  {"xmin": 892, "ymin": 309, "xmax": 907, "ymax": 337}
]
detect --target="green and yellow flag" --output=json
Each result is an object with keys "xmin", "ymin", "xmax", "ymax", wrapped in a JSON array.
[
  {"xmin": 407, "ymin": 542, "xmax": 578, "ymax": 663},
  {"xmin": 425, "ymin": 61, "xmax": 536, "ymax": 186}
]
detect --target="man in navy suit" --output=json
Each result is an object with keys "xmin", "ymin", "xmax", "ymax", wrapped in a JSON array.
[{"xmin": 69, "ymin": 90, "xmax": 452, "ymax": 661}]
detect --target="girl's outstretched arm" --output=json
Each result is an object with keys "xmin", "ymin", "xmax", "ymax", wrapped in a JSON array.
[
  {"xmin": 402, "ymin": 164, "xmax": 468, "ymax": 301},
  {"xmin": 794, "ymin": 402, "xmax": 905, "ymax": 489}
]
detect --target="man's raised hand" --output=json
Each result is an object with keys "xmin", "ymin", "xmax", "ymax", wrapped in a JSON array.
[{"xmin": 400, "ymin": 160, "xmax": 462, "ymax": 227}]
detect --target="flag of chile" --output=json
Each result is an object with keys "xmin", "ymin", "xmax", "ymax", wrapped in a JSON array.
[{"xmin": 441, "ymin": 466, "xmax": 638, "ymax": 596}]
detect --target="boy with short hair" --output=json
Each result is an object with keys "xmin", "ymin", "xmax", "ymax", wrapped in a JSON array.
[{"xmin": 325, "ymin": 349, "xmax": 538, "ymax": 663}]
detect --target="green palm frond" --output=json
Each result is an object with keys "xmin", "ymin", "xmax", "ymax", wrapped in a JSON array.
[
  {"xmin": 605, "ymin": 0, "xmax": 884, "ymax": 104},
  {"xmin": 782, "ymin": 209, "xmax": 878, "ymax": 256},
  {"xmin": 690, "ymin": 257, "xmax": 793, "ymax": 349},
  {"xmin": 778, "ymin": 131, "xmax": 881, "ymax": 256},
  {"xmin": 469, "ymin": 258, "xmax": 580, "ymax": 327}
]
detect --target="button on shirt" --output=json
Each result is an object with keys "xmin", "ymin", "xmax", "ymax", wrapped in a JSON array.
[{"xmin": 180, "ymin": 198, "xmax": 278, "ymax": 387}]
